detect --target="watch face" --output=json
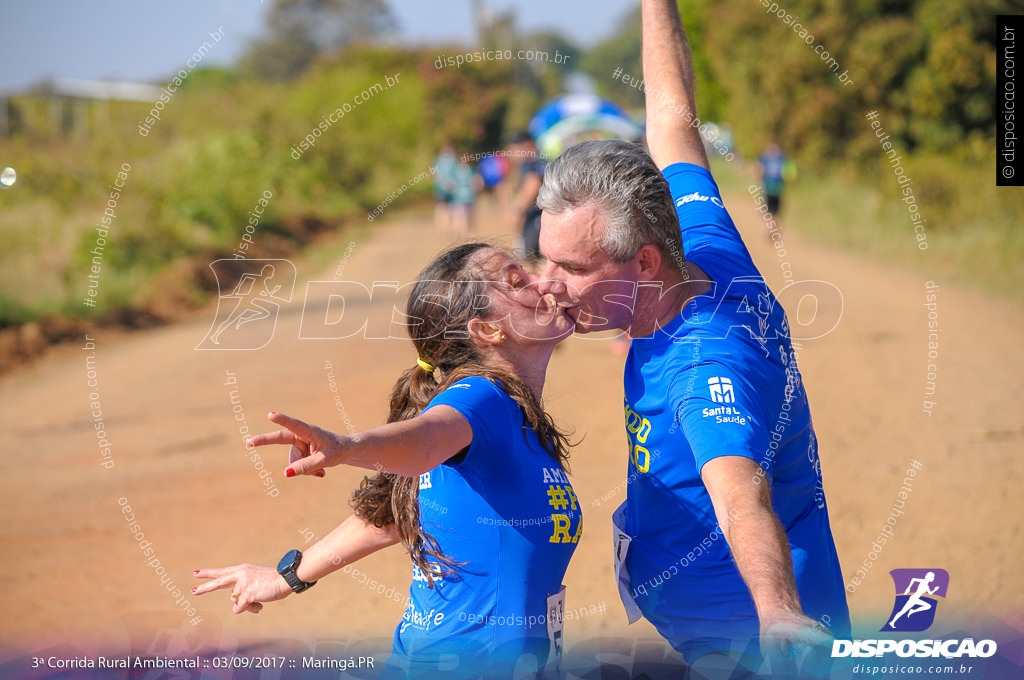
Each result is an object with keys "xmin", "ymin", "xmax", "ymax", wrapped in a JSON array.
[{"xmin": 278, "ymin": 549, "xmax": 301, "ymax": 574}]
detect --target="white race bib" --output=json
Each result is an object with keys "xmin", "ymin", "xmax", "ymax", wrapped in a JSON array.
[
  {"xmin": 612, "ymin": 503, "xmax": 643, "ymax": 624},
  {"xmin": 545, "ymin": 586, "xmax": 566, "ymax": 673}
]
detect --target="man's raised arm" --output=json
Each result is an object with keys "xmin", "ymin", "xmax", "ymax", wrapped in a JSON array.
[{"xmin": 642, "ymin": 0, "xmax": 710, "ymax": 171}]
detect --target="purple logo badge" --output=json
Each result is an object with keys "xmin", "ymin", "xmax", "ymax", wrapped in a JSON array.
[{"xmin": 881, "ymin": 568, "xmax": 949, "ymax": 632}]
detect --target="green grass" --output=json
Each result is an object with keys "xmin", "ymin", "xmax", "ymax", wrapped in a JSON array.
[{"xmin": 712, "ymin": 159, "xmax": 1024, "ymax": 304}]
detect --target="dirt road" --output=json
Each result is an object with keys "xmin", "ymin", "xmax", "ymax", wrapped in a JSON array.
[{"xmin": 2, "ymin": 190, "xmax": 1021, "ymax": 663}]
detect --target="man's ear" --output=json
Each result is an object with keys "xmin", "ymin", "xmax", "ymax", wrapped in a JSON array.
[
  {"xmin": 467, "ymin": 318, "xmax": 504, "ymax": 346},
  {"xmin": 634, "ymin": 244, "xmax": 664, "ymax": 282}
]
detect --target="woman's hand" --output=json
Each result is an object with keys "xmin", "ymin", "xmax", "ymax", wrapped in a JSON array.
[
  {"xmin": 192, "ymin": 564, "xmax": 292, "ymax": 615},
  {"xmin": 247, "ymin": 412, "xmax": 346, "ymax": 478}
]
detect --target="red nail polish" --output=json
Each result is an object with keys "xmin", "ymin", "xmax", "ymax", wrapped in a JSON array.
[
  {"xmin": 315, "ymin": 470, "xmax": 326, "ymax": 478},
  {"xmin": 285, "ymin": 468, "xmax": 295, "ymax": 478},
  {"xmin": 193, "ymin": 570, "xmax": 200, "ymax": 575},
  {"xmin": 191, "ymin": 588, "xmax": 197, "ymax": 593}
]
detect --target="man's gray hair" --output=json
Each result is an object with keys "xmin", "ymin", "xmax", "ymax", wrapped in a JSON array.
[{"xmin": 536, "ymin": 140, "xmax": 684, "ymax": 267}]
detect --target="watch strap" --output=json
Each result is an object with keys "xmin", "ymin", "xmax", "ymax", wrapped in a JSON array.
[
  {"xmin": 281, "ymin": 569, "xmax": 315, "ymax": 593},
  {"xmin": 278, "ymin": 549, "xmax": 317, "ymax": 593}
]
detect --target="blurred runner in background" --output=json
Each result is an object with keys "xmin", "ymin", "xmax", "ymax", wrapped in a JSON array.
[
  {"xmin": 506, "ymin": 132, "xmax": 546, "ymax": 266},
  {"xmin": 433, "ymin": 143, "xmax": 458, "ymax": 232},
  {"xmin": 450, "ymin": 160, "xmax": 481, "ymax": 235},
  {"xmin": 759, "ymin": 142, "xmax": 793, "ymax": 217},
  {"xmin": 478, "ymin": 153, "xmax": 509, "ymax": 204}
]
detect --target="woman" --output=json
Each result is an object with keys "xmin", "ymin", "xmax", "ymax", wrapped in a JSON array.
[
  {"xmin": 449, "ymin": 160, "xmax": 481, "ymax": 234},
  {"xmin": 194, "ymin": 243, "xmax": 582, "ymax": 678}
]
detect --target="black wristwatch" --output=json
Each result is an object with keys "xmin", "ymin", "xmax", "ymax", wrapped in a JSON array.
[{"xmin": 277, "ymin": 549, "xmax": 317, "ymax": 593}]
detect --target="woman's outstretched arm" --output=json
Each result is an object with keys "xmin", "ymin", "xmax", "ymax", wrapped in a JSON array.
[
  {"xmin": 193, "ymin": 513, "xmax": 400, "ymax": 615},
  {"xmin": 246, "ymin": 406, "xmax": 472, "ymax": 478},
  {"xmin": 297, "ymin": 513, "xmax": 401, "ymax": 582}
]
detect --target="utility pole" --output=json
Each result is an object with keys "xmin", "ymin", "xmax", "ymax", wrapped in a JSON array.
[{"xmin": 471, "ymin": 0, "xmax": 484, "ymax": 47}]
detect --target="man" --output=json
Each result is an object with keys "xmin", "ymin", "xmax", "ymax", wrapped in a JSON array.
[
  {"xmin": 535, "ymin": 0, "xmax": 849, "ymax": 675},
  {"xmin": 506, "ymin": 131, "xmax": 546, "ymax": 264},
  {"xmin": 759, "ymin": 142, "xmax": 790, "ymax": 217}
]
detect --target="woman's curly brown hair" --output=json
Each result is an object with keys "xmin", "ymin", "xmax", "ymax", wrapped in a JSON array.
[{"xmin": 351, "ymin": 242, "xmax": 573, "ymax": 586}]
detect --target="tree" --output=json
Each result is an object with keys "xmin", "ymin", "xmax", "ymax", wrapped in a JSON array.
[
  {"xmin": 579, "ymin": 6, "xmax": 644, "ymax": 110},
  {"xmin": 243, "ymin": 0, "xmax": 397, "ymax": 80},
  {"xmin": 515, "ymin": 30, "xmax": 582, "ymax": 102}
]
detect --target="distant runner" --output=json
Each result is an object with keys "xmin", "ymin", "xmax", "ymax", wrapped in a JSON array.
[
  {"xmin": 759, "ymin": 142, "xmax": 791, "ymax": 217},
  {"xmin": 432, "ymin": 143, "xmax": 458, "ymax": 231},
  {"xmin": 450, "ymin": 160, "xmax": 480, "ymax": 234},
  {"xmin": 507, "ymin": 132, "xmax": 546, "ymax": 264}
]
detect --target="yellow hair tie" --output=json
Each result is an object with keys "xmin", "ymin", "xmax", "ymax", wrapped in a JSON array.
[{"xmin": 417, "ymin": 358, "xmax": 435, "ymax": 373}]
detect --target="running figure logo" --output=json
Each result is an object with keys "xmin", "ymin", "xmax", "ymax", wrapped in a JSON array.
[
  {"xmin": 881, "ymin": 568, "xmax": 950, "ymax": 632},
  {"xmin": 196, "ymin": 259, "xmax": 296, "ymax": 350}
]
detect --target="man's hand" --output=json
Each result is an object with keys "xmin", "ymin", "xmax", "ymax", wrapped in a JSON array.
[{"xmin": 760, "ymin": 610, "xmax": 834, "ymax": 663}]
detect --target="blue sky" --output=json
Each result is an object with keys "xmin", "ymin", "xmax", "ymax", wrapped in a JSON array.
[{"xmin": 0, "ymin": 0, "xmax": 632, "ymax": 93}]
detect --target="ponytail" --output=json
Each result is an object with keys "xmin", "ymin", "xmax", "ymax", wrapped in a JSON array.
[{"xmin": 351, "ymin": 364, "xmax": 462, "ymax": 586}]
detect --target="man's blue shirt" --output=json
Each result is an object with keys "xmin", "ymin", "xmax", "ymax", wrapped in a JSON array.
[{"xmin": 621, "ymin": 163, "xmax": 850, "ymax": 657}]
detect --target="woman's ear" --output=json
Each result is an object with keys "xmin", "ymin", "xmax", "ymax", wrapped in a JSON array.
[{"xmin": 467, "ymin": 318, "xmax": 505, "ymax": 346}]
